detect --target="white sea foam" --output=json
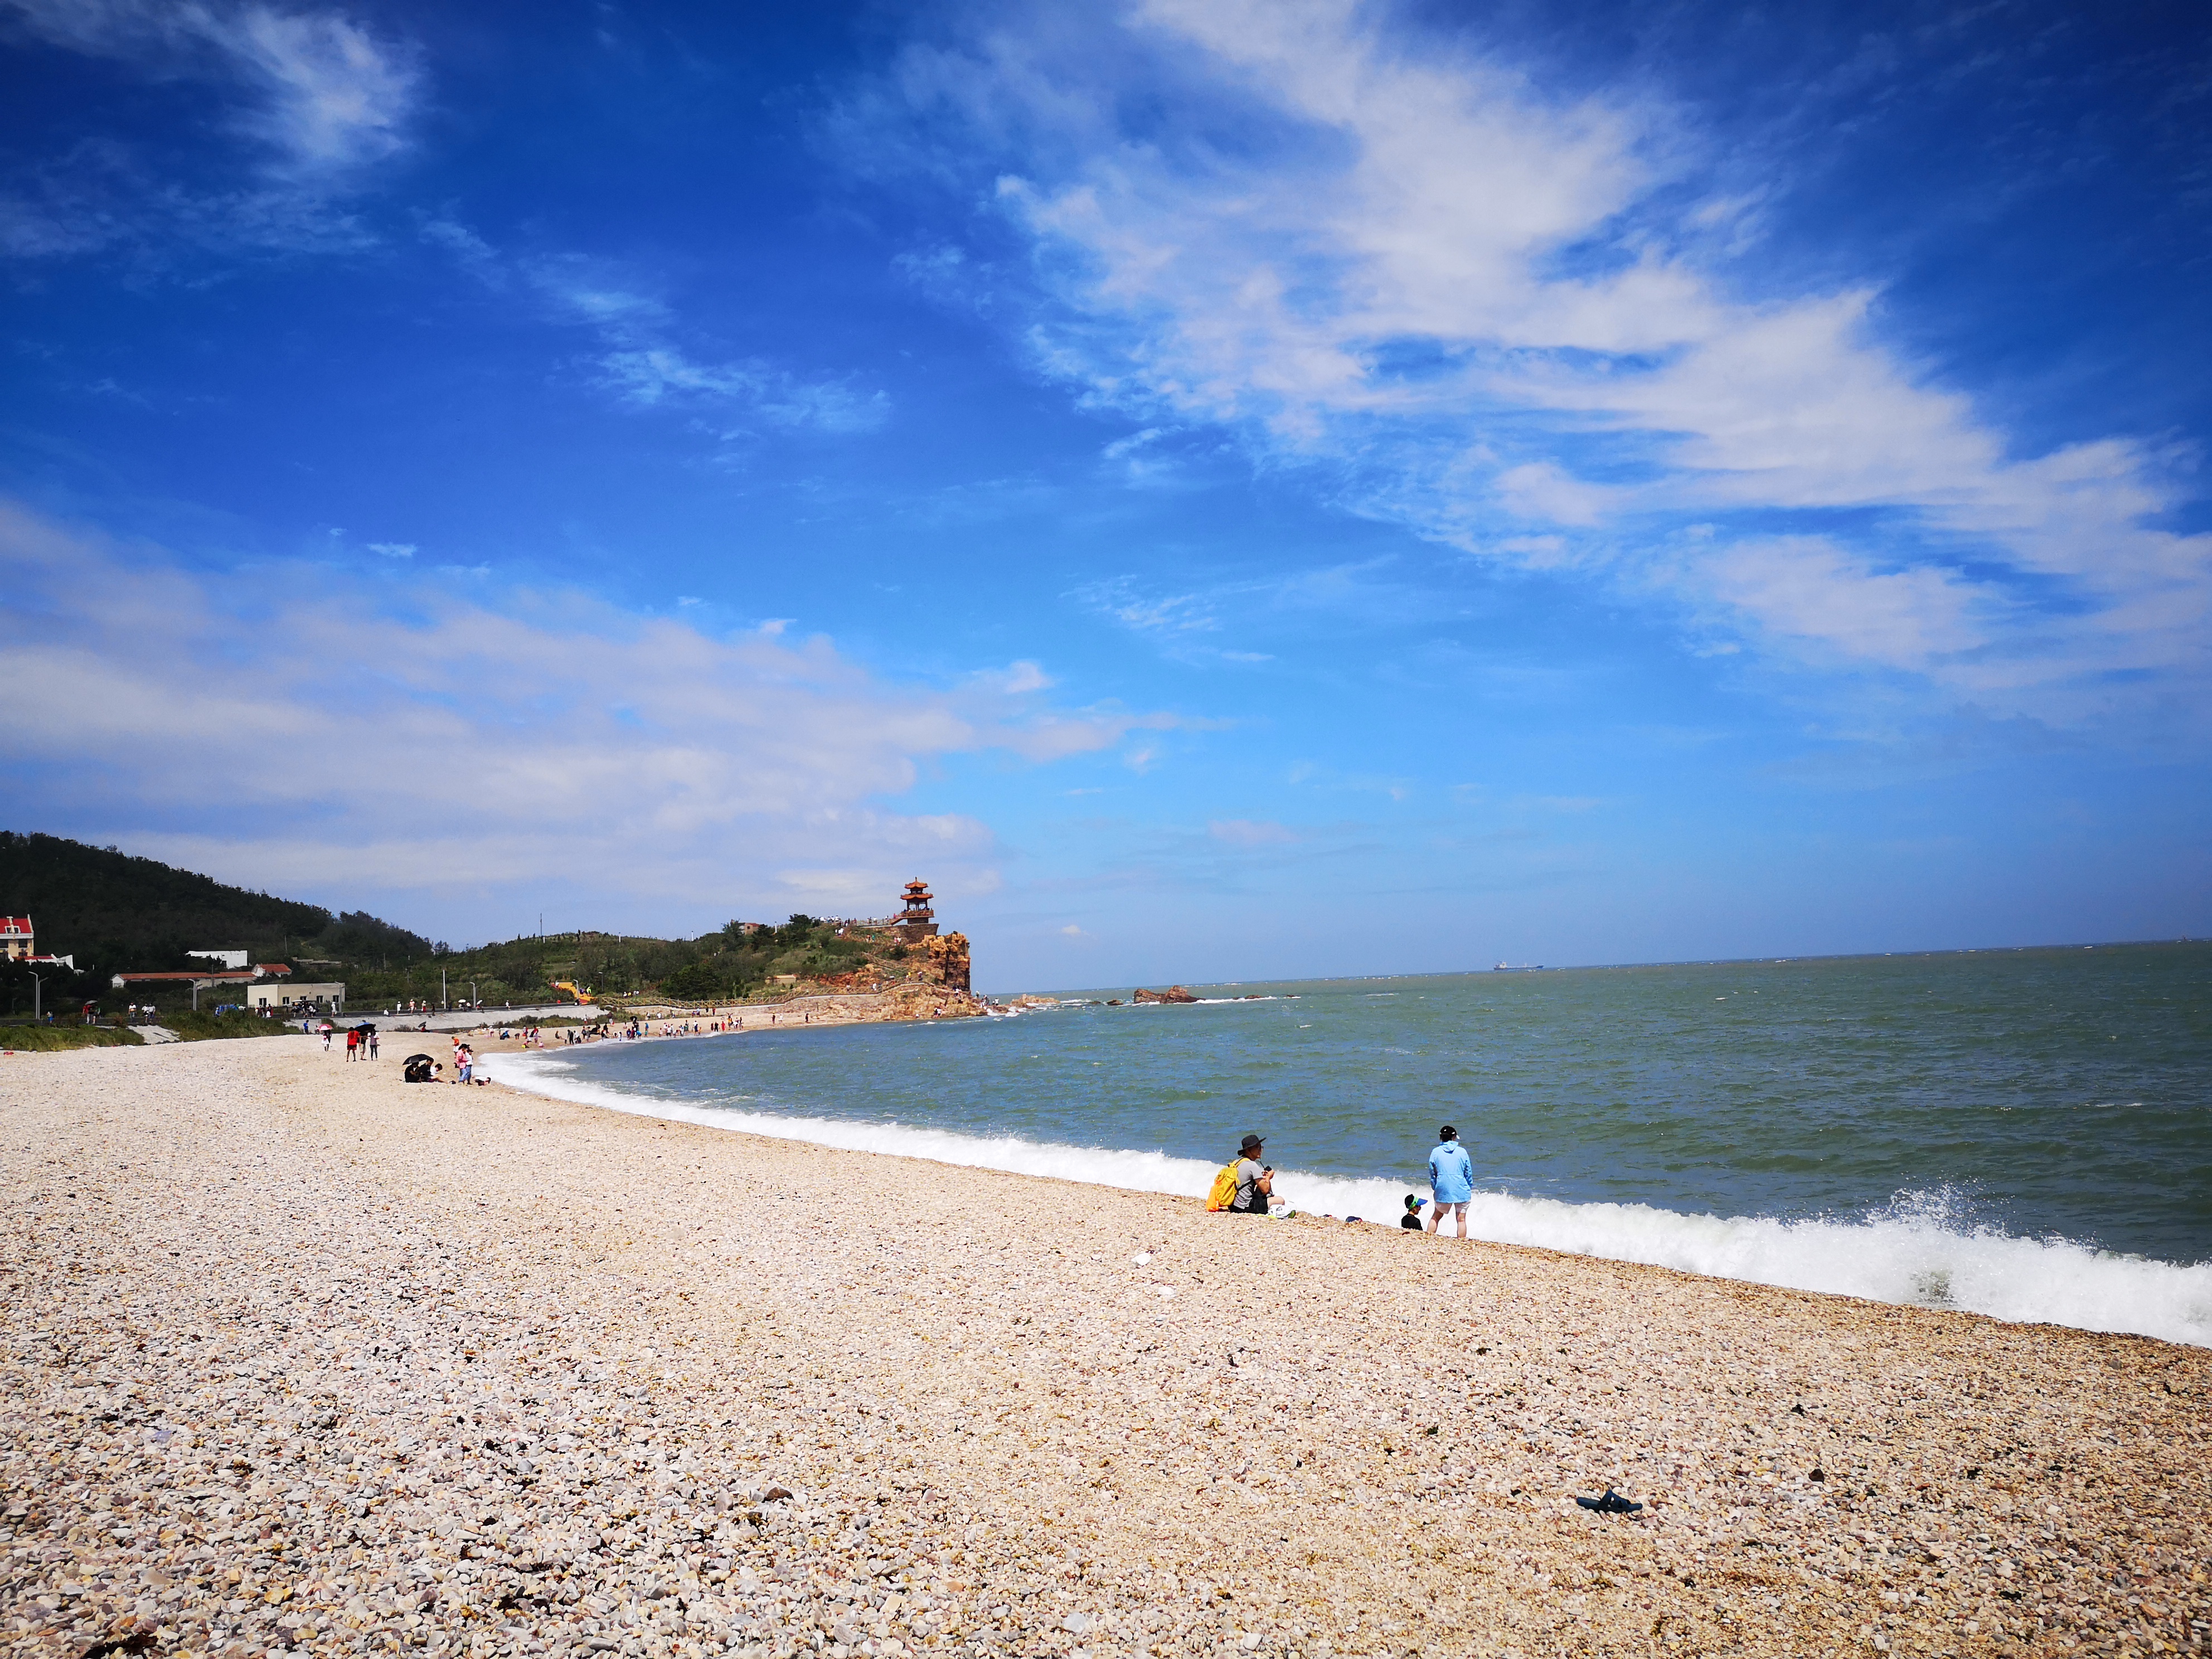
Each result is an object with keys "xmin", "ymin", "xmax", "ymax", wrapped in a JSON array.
[{"xmin": 482, "ymin": 1050, "xmax": 2212, "ymax": 1348}]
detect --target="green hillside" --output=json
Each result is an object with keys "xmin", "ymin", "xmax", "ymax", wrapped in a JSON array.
[
  {"xmin": 0, "ymin": 831, "xmax": 431, "ymax": 1018},
  {"xmin": 0, "ymin": 832, "xmax": 958, "ymax": 1020},
  {"xmin": 355, "ymin": 916, "xmax": 921, "ymax": 1010}
]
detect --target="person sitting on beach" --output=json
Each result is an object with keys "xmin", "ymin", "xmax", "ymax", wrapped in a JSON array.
[
  {"xmin": 1400, "ymin": 1194, "xmax": 1425, "ymax": 1230},
  {"xmin": 1425, "ymin": 1125, "xmax": 1474, "ymax": 1239},
  {"xmin": 1229, "ymin": 1134, "xmax": 1273, "ymax": 1215}
]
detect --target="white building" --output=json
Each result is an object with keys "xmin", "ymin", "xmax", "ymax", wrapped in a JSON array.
[
  {"xmin": 247, "ymin": 981, "xmax": 346, "ymax": 1013},
  {"xmin": 188, "ymin": 949, "xmax": 251, "ymax": 971}
]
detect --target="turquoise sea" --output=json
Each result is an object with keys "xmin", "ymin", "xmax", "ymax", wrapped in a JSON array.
[{"xmin": 486, "ymin": 940, "xmax": 2212, "ymax": 1347}]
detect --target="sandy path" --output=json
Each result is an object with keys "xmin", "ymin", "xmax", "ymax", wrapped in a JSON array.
[{"xmin": 2, "ymin": 1037, "xmax": 2206, "ymax": 1659}]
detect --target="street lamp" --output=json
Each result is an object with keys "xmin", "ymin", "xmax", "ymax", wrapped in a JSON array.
[{"xmin": 28, "ymin": 969, "xmax": 41, "ymax": 1025}]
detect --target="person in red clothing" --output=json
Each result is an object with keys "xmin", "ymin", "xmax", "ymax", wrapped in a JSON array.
[{"xmin": 345, "ymin": 1028, "xmax": 360, "ymax": 1061}]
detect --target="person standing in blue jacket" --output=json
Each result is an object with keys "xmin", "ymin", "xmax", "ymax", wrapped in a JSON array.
[{"xmin": 1426, "ymin": 1124, "xmax": 1474, "ymax": 1238}]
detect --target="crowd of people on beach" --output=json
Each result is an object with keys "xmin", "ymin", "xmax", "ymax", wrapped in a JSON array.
[{"xmin": 313, "ymin": 1010, "xmax": 772, "ymax": 1083}]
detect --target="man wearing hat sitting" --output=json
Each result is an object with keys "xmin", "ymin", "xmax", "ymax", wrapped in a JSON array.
[{"xmin": 1230, "ymin": 1133, "xmax": 1274, "ymax": 1215}]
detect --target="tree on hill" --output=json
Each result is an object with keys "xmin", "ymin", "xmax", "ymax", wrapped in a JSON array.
[{"xmin": 0, "ymin": 831, "xmax": 431, "ymax": 969}]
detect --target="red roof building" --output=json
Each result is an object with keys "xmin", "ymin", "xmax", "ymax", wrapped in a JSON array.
[{"xmin": 1, "ymin": 916, "xmax": 31, "ymax": 961}]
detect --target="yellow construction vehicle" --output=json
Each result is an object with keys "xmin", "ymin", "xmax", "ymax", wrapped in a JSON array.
[{"xmin": 552, "ymin": 980, "xmax": 592, "ymax": 1003}]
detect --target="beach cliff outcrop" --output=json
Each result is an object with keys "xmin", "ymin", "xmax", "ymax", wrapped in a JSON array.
[
  {"xmin": 1133, "ymin": 984, "xmax": 1197, "ymax": 1003},
  {"xmin": 919, "ymin": 930, "xmax": 971, "ymax": 993}
]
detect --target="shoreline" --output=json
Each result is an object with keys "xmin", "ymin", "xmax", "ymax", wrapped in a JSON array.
[
  {"xmin": 479, "ymin": 1036, "xmax": 2212, "ymax": 1353},
  {"xmin": 4, "ymin": 1036, "xmax": 2208, "ymax": 1658}
]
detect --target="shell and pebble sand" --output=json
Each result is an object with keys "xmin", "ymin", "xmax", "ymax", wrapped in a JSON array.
[{"xmin": 3, "ymin": 1035, "xmax": 2208, "ymax": 1659}]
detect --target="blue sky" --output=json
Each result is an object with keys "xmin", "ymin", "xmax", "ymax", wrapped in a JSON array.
[{"xmin": 2, "ymin": 0, "xmax": 2207, "ymax": 989}]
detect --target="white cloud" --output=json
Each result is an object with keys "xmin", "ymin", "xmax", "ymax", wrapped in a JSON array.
[
  {"xmin": 366, "ymin": 541, "xmax": 414, "ymax": 559},
  {"xmin": 512, "ymin": 256, "xmax": 891, "ymax": 436},
  {"xmin": 862, "ymin": 0, "xmax": 2211, "ymax": 716},
  {"xmin": 1699, "ymin": 537, "xmax": 1992, "ymax": 672},
  {"xmin": 1, "ymin": 0, "xmax": 418, "ymax": 259},
  {"xmin": 978, "ymin": 658, "xmax": 1053, "ymax": 693},
  {"xmin": 1078, "ymin": 580, "xmax": 1217, "ymax": 637},
  {"xmin": 0, "ymin": 499, "xmax": 1176, "ymax": 925},
  {"xmin": 6, "ymin": 0, "xmax": 416, "ymax": 173}
]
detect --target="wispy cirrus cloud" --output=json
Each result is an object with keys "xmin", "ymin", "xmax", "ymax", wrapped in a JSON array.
[
  {"xmin": 424, "ymin": 242, "xmax": 890, "ymax": 438},
  {"xmin": 1074, "ymin": 557, "xmax": 1434, "ymax": 663},
  {"xmin": 1, "ymin": 0, "xmax": 419, "ymax": 258},
  {"xmin": 851, "ymin": 0, "xmax": 2212, "ymax": 719},
  {"xmin": 6, "ymin": 0, "xmax": 417, "ymax": 174},
  {"xmin": 0, "ymin": 499, "xmax": 1179, "ymax": 929},
  {"xmin": 1075, "ymin": 576, "xmax": 1219, "ymax": 639}
]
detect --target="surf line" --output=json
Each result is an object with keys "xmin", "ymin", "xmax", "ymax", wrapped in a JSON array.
[{"xmin": 479, "ymin": 1051, "xmax": 2212, "ymax": 1350}]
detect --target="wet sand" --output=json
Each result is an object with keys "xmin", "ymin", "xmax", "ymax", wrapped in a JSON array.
[{"xmin": 3, "ymin": 1036, "xmax": 2206, "ymax": 1658}]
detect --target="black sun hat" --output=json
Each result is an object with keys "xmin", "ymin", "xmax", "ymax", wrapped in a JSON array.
[{"xmin": 1240, "ymin": 1133, "xmax": 1265, "ymax": 1154}]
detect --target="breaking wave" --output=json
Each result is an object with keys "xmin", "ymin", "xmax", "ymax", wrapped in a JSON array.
[{"xmin": 483, "ymin": 1049, "xmax": 2212, "ymax": 1348}]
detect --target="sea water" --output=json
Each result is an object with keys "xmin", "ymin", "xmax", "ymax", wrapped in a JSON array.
[{"xmin": 482, "ymin": 940, "xmax": 2212, "ymax": 1347}]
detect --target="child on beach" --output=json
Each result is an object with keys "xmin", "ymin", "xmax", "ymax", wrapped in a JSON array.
[{"xmin": 1400, "ymin": 1195, "xmax": 1424, "ymax": 1230}]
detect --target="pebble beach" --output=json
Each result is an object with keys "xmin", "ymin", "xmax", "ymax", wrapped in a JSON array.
[{"xmin": 3, "ymin": 1035, "xmax": 2208, "ymax": 1659}]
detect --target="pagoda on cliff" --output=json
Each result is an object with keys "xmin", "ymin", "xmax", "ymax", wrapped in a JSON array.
[{"xmin": 894, "ymin": 878, "xmax": 939, "ymax": 943}]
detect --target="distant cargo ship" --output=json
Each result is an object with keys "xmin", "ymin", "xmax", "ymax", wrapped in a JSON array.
[{"xmin": 1492, "ymin": 962, "xmax": 1545, "ymax": 972}]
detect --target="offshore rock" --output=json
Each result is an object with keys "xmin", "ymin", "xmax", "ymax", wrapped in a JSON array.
[{"xmin": 1133, "ymin": 985, "xmax": 1197, "ymax": 1003}]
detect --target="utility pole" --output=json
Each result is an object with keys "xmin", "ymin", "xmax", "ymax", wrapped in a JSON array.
[
  {"xmin": 29, "ymin": 970, "xmax": 41, "ymax": 1025},
  {"xmin": 442, "ymin": 967, "xmax": 448, "ymax": 1011}
]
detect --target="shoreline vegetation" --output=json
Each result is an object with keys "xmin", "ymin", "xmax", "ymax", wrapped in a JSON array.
[
  {"xmin": 0, "ymin": 1022, "xmax": 142, "ymax": 1050},
  {"xmin": 4, "ymin": 1037, "xmax": 2208, "ymax": 1659},
  {"xmin": 0, "ymin": 1010, "xmax": 319, "ymax": 1050}
]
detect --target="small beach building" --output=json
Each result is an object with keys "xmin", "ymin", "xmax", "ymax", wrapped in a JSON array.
[
  {"xmin": 246, "ymin": 981, "xmax": 345, "ymax": 1013},
  {"xmin": 188, "ymin": 948, "xmax": 251, "ymax": 970}
]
